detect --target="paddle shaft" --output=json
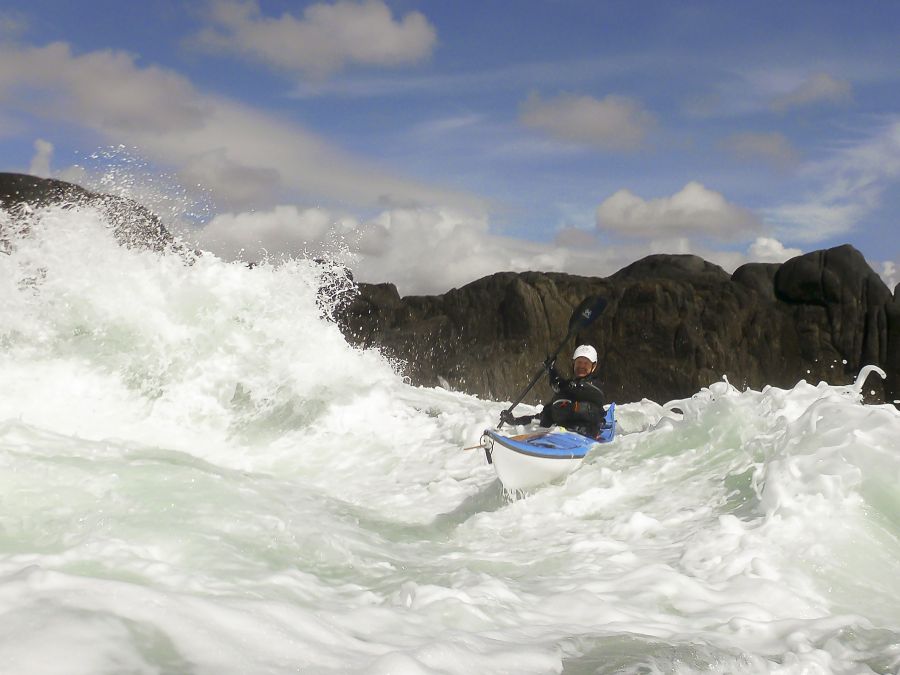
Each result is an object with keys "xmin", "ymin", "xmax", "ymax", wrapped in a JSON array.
[{"xmin": 497, "ymin": 295, "xmax": 606, "ymax": 429}]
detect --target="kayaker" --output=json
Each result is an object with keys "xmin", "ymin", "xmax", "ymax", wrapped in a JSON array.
[{"xmin": 500, "ymin": 345, "xmax": 607, "ymax": 438}]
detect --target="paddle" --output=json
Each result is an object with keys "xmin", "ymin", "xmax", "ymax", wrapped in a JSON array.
[{"xmin": 497, "ymin": 295, "xmax": 607, "ymax": 429}]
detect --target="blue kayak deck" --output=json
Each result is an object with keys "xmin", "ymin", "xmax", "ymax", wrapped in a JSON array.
[
  {"xmin": 485, "ymin": 403, "xmax": 616, "ymax": 460},
  {"xmin": 485, "ymin": 428, "xmax": 596, "ymax": 459}
]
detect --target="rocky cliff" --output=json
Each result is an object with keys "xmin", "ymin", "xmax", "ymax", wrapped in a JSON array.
[{"xmin": 338, "ymin": 246, "xmax": 898, "ymax": 407}]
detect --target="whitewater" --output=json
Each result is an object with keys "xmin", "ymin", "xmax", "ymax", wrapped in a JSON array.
[{"xmin": 1, "ymin": 204, "xmax": 898, "ymax": 675}]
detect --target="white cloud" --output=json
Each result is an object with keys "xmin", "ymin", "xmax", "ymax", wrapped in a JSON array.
[
  {"xmin": 0, "ymin": 43, "xmax": 208, "ymax": 134},
  {"xmin": 747, "ymin": 237, "xmax": 802, "ymax": 263},
  {"xmin": 193, "ymin": 203, "xmax": 804, "ymax": 295},
  {"xmin": 194, "ymin": 206, "xmax": 501, "ymax": 293},
  {"xmin": 764, "ymin": 202, "xmax": 866, "ymax": 242},
  {"xmin": 193, "ymin": 205, "xmax": 649, "ymax": 294},
  {"xmin": 28, "ymin": 138, "xmax": 53, "ymax": 177},
  {"xmin": 828, "ymin": 118, "xmax": 900, "ymax": 180},
  {"xmin": 195, "ymin": 205, "xmax": 359, "ymax": 260},
  {"xmin": 595, "ymin": 182, "xmax": 761, "ymax": 240},
  {"xmin": 766, "ymin": 118, "xmax": 900, "ymax": 242},
  {"xmin": 519, "ymin": 92, "xmax": 655, "ymax": 151},
  {"xmin": 877, "ymin": 260, "xmax": 897, "ymax": 290},
  {"xmin": 288, "ymin": 56, "xmax": 647, "ymax": 100},
  {"xmin": 411, "ymin": 113, "xmax": 484, "ymax": 137},
  {"xmin": 186, "ymin": 196, "xmax": 865, "ymax": 296},
  {"xmin": 684, "ymin": 68, "xmax": 855, "ymax": 120},
  {"xmin": 719, "ymin": 131, "xmax": 799, "ymax": 168},
  {"xmin": 771, "ymin": 72, "xmax": 852, "ymax": 112},
  {"xmin": 192, "ymin": 0, "xmax": 436, "ymax": 78},
  {"xmin": 0, "ymin": 41, "xmax": 482, "ymax": 212}
]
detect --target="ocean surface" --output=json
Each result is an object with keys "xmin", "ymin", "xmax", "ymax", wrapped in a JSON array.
[{"xmin": 1, "ymin": 204, "xmax": 899, "ymax": 674}]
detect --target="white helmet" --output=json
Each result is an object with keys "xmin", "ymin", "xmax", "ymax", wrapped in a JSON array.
[{"xmin": 572, "ymin": 344, "xmax": 597, "ymax": 363}]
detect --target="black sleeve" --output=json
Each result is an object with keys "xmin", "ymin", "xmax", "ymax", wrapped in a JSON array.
[
  {"xmin": 568, "ymin": 401, "xmax": 603, "ymax": 426},
  {"xmin": 538, "ymin": 404, "xmax": 553, "ymax": 428},
  {"xmin": 562, "ymin": 379, "xmax": 605, "ymax": 408},
  {"xmin": 548, "ymin": 365, "xmax": 565, "ymax": 392}
]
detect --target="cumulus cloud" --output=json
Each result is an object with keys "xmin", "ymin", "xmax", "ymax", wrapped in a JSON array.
[
  {"xmin": 0, "ymin": 41, "xmax": 481, "ymax": 212},
  {"xmin": 188, "ymin": 199, "xmax": 842, "ymax": 296},
  {"xmin": 28, "ymin": 138, "xmax": 53, "ymax": 177},
  {"xmin": 595, "ymin": 182, "xmax": 761, "ymax": 240},
  {"xmin": 195, "ymin": 204, "xmax": 359, "ymax": 260},
  {"xmin": 771, "ymin": 72, "xmax": 852, "ymax": 112},
  {"xmin": 193, "ymin": 203, "xmax": 805, "ymax": 295},
  {"xmin": 195, "ymin": 206, "xmax": 502, "ymax": 293},
  {"xmin": 194, "ymin": 205, "xmax": 645, "ymax": 294},
  {"xmin": 878, "ymin": 260, "xmax": 896, "ymax": 290},
  {"xmin": 747, "ymin": 236, "xmax": 802, "ymax": 263},
  {"xmin": 192, "ymin": 0, "xmax": 436, "ymax": 78},
  {"xmin": 0, "ymin": 43, "xmax": 209, "ymax": 134},
  {"xmin": 719, "ymin": 131, "xmax": 799, "ymax": 168},
  {"xmin": 519, "ymin": 92, "xmax": 655, "ymax": 151}
]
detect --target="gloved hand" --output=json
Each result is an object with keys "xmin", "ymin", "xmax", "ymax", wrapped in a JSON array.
[
  {"xmin": 548, "ymin": 366, "xmax": 565, "ymax": 392},
  {"xmin": 543, "ymin": 355, "xmax": 557, "ymax": 371},
  {"xmin": 501, "ymin": 410, "xmax": 535, "ymax": 426}
]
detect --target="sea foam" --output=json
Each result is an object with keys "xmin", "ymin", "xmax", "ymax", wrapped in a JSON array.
[{"xmin": 1, "ymin": 205, "xmax": 898, "ymax": 674}]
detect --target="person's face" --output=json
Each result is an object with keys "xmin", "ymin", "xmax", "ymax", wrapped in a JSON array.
[{"xmin": 573, "ymin": 357, "xmax": 594, "ymax": 378}]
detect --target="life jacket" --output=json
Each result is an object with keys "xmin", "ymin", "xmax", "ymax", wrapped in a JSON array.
[{"xmin": 540, "ymin": 371, "xmax": 606, "ymax": 438}]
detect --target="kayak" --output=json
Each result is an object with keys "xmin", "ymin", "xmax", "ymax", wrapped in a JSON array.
[{"xmin": 482, "ymin": 403, "xmax": 616, "ymax": 491}]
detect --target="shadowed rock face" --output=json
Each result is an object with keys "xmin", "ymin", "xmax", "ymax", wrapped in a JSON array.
[
  {"xmin": 338, "ymin": 246, "xmax": 898, "ymax": 407},
  {"xmin": 0, "ymin": 172, "xmax": 175, "ymax": 253},
  {"xmin": 888, "ymin": 284, "xmax": 900, "ymax": 406}
]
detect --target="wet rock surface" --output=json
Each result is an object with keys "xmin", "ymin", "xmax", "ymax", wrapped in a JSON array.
[
  {"xmin": 0, "ymin": 172, "xmax": 175, "ymax": 253},
  {"xmin": 338, "ymin": 246, "xmax": 897, "ymax": 406}
]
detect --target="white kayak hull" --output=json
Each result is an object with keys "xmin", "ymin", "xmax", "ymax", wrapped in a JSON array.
[
  {"xmin": 482, "ymin": 404, "xmax": 616, "ymax": 491},
  {"xmin": 488, "ymin": 440, "xmax": 585, "ymax": 490}
]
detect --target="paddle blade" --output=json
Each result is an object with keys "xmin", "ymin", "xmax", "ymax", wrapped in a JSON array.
[{"xmin": 568, "ymin": 295, "xmax": 608, "ymax": 332}]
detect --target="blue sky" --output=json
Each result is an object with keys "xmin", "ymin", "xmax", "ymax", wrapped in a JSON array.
[{"xmin": 1, "ymin": 1, "xmax": 898, "ymax": 293}]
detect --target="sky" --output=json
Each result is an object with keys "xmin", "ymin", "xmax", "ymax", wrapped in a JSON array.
[{"xmin": 1, "ymin": 0, "xmax": 898, "ymax": 295}]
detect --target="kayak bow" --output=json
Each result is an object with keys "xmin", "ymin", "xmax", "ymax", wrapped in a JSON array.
[{"xmin": 483, "ymin": 403, "xmax": 616, "ymax": 490}]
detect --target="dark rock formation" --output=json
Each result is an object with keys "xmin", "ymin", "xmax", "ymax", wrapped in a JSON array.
[
  {"xmin": 0, "ymin": 172, "xmax": 175, "ymax": 253},
  {"xmin": 886, "ymin": 284, "xmax": 900, "ymax": 405},
  {"xmin": 4, "ymin": 172, "xmax": 894, "ymax": 407},
  {"xmin": 773, "ymin": 246, "xmax": 893, "ymax": 389},
  {"xmin": 338, "ymin": 245, "xmax": 898, "ymax": 407}
]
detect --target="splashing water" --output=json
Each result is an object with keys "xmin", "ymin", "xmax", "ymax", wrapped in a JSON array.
[
  {"xmin": 1, "ymin": 205, "xmax": 898, "ymax": 674},
  {"xmin": 73, "ymin": 145, "xmax": 214, "ymax": 229}
]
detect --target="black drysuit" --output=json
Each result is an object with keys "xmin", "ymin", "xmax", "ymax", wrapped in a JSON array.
[{"xmin": 510, "ymin": 365, "xmax": 607, "ymax": 438}]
